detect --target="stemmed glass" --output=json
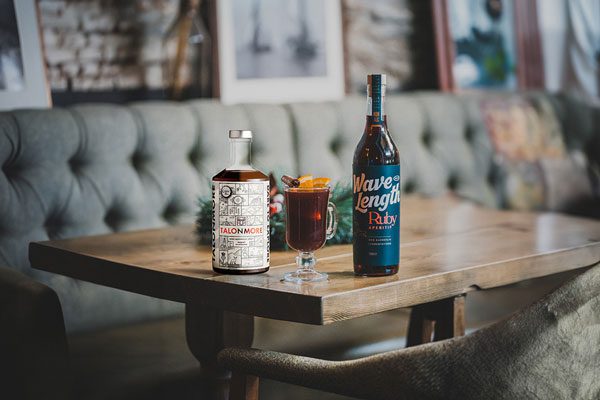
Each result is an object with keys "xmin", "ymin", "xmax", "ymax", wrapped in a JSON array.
[{"xmin": 283, "ymin": 185, "xmax": 337, "ymax": 283}]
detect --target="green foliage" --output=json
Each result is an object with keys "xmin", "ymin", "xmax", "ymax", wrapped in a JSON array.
[
  {"xmin": 327, "ymin": 182, "xmax": 353, "ymax": 245},
  {"xmin": 195, "ymin": 182, "xmax": 354, "ymax": 249},
  {"xmin": 195, "ymin": 196, "xmax": 212, "ymax": 244},
  {"xmin": 269, "ymin": 207, "xmax": 287, "ymax": 250}
]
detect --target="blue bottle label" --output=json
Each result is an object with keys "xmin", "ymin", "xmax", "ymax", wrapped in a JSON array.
[{"xmin": 352, "ymin": 165, "xmax": 401, "ymax": 267}]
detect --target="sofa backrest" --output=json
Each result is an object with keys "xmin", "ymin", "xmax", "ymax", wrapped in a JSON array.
[
  {"xmin": 298, "ymin": 94, "xmax": 498, "ymax": 205},
  {"xmin": 0, "ymin": 100, "xmax": 302, "ymax": 331},
  {"xmin": 1, "ymin": 91, "xmax": 597, "ymax": 332}
]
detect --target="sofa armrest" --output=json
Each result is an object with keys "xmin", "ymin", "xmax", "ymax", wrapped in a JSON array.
[{"xmin": 0, "ymin": 266, "xmax": 71, "ymax": 400}]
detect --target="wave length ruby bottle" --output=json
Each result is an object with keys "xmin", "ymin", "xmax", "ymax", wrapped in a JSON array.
[{"xmin": 352, "ymin": 74, "xmax": 401, "ymax": 276}]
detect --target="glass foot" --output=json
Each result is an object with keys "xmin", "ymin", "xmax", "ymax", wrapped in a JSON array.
[{"xmin": 283, "ymin": 269, "xmax": 328, "ymax": 283}]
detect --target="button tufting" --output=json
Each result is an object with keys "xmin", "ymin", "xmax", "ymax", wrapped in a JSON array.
[
  {"xmin": 188, "ymin": 148, "xmax": 200, "ymax": 165},
  {"xmin": 44, "ymin": 217, "xmax": 60, "ymax": 239},
  {"xmin": 404, "ymin": 180, "xmax": 416, "ymax": 193},
  {"xmin": 464, "ymin": 126, "xmax": 474, "ymax": 143},
  {"xmin": 1, "ymin": 160, "xmax": 17, "ymax": 178},
  {"xmin": 68, "ymin": 157, "xmax": 83, "ymax": 173},
  {"xmin": 421, "ymin": 131, "xmax": 432, "ymax": 148},
  {"xmin": 104, "ymin": 208, "xmax": 121, "ymax": 231},
  {"xmin": 487, "ymin": 170, "xmax": 496, "ymax": 185},
  {"xmin": 162, "ymin": 203, "xmax": 179, "ymax": 223},
  {"xmin": 131, "ymin": 152, "xmax": 145, "ymax": 171},
  {"xmin": 330, "ymin": 136, "xmax": 344, "ymax": 155},
  {"xmin": 447, "ymin": 175, "xmax": 459, "ymax": 190}
]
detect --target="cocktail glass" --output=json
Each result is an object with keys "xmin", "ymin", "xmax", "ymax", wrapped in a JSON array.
[{"xmin": 283, "ymin": 186, "xmax": 337, "ymax": 283}]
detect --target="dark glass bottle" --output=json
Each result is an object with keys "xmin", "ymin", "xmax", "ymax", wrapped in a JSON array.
[
  {"xmin": 352, "ymin": 74, "xmax": 401, "ymax": 276},
  {"xmin": 212, "ymin": 130, "xmax": 270, "ymax": 274}
]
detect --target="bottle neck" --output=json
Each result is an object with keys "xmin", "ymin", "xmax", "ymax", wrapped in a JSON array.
[
  {"xmin": 229, "ymin": 138, "xmax": 252, "ymax": 170},
  {"xmin": 366, "ymin": 75, "xmax": 386, "ymax": 125},
  {"xmin": 366, "ymin": 96, "xmax": 385, "ymax": 123},
  {"xmin": 365, "ymin": 115, "xmax": 388, "ymax": 130}
]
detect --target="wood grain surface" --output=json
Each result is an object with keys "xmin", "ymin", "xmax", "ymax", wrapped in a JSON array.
[{"xmin": 30, "ymin": 196, "xmax": 600, "ymax": 325}]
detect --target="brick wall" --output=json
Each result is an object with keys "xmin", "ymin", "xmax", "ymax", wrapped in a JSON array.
[
  {"xmin": 344, "ymin": 0, "xmax": 414, "ymax": 92},
  {"xmin": 38, "ymin": 0, "xmax": 182, "ymax": 92},
  {"xmin": 38, "ymin": 0, "xmax": 416, "ymax": 95}
]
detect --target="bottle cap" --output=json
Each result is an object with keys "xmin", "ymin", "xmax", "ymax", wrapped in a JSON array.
[{"xmin": 228, "ymin": 130, "xmax": 253, "ymax": 139}]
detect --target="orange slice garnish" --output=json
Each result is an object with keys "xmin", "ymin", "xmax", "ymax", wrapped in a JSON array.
[
  {"xmin": 297, "ymin": 175, "xmax": 313, "ymax": 188},
  {"xmin": 313, "ymin": 177, "xmax": 331, "ymax": 188}
]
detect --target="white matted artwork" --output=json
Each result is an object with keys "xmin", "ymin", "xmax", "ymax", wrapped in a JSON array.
[
  {"xmin": 0, "ymin": 0, "xmax": 50, "ymax": 110},
  {"xmin": 217, "ymin": 0, "xmax": 345, "ymax": 104}
]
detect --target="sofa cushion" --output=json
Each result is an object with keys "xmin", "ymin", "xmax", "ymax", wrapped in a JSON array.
[
  {"xmin": 479, "ymin": 94, "xmax": 596, "ymax": 212},
  {"xmin": 540, "ymin": 152, "xmax": 594, "ymax": 212},
  {"xmin": 415, "ymin": 93, "xmax": 496, "ymax": 206}
]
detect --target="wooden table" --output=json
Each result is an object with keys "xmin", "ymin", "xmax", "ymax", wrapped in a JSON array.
[{"xmin": 29, "ymin": 196, "xmax": 600, "ymax": 393}]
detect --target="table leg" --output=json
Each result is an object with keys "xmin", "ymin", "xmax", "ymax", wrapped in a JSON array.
[
  {"xmin": 185, "ymin": 303, "xmax": 254, "ymax": 398},
  {"xmin": 230, "ymin": 372, "xmax": 259, "ymax": 400},
  {"xmin": 406, "ymin": 294, "xmax": 465, "ymax": 347}
]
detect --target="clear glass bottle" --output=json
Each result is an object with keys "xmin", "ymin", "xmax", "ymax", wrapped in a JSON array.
[{"xmin": 212, "ymin": 130, "xmax": 270, "ymax": 274}]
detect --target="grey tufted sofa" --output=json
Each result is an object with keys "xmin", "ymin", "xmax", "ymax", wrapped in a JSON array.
[{"xmin": 1, "ymin": 92, "xmax": 599, "ymax": 397}]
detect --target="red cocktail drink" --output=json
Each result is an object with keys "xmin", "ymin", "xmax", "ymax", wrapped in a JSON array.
[
  {"xmin": 285, "ymin": 188, "xmax": 330, "ymax": 252},
  {"xmin": 283, "ymin": 184, "xmax": 337, "ymax": 283}
]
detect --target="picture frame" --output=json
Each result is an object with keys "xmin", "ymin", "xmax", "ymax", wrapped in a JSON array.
[
  {"xmin": 214, "ymin": 0, "xmax": 345, "ymax": 104},
  {"xmin": 0, "ymin": 0, "xmax": 51, "ymax": 110},
  {"xmin": 432, "ymin": 0, "xmax": 543, "ymax": 91}
]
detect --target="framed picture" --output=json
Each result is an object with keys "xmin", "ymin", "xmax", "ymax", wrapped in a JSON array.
[
  {"xmin": 0, "ymin": 0, "xmax": 50, "ymax": 110},
  {"xmin": 432, "ymin": 0, "xmax": 543, "ymax": 91},
  {"xmin": 215, "ymin": 0, "xmax": 345, "ymax": 104}
]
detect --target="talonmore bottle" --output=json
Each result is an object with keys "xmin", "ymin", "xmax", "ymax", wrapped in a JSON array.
[
  {"xmin": 352, "ymin": 74, "xmax": 400, "ymax": 276},
  {"xmin": 212, "ymin": 130, "xmax": 270, "ymax": 274}
]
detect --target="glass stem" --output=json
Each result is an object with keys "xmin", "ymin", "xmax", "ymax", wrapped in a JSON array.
[{"xmin": 297, "ymin": 251, "xmax": 316, "ymax": 271}]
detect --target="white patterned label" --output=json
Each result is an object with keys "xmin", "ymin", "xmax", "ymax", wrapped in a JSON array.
[{"xmin": 212, "ymin": 180, "xmax": 270, "ymax": 270}]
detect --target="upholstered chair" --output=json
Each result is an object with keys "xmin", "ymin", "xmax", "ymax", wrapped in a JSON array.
[{"xmin": 219, "ymin": 263, "xmax": 600, "ymax": 400}]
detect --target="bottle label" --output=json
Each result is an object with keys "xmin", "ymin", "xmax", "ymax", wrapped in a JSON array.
[
  {"xmin": 352, "ymin": 165, "xmax": 400, "ymax": 267},
  {"xmin": 212, "ymin": 181, "xmax": 270, "ymax": 270}
]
